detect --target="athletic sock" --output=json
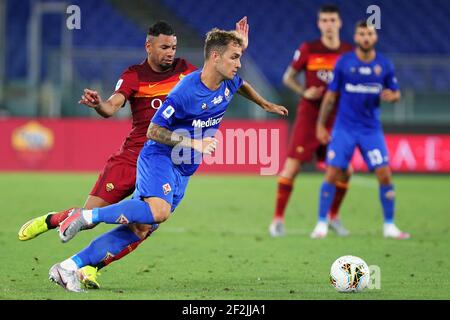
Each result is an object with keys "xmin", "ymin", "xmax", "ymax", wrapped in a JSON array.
[
  {"xmin": 318, "ymin": 182, "xmax": 336, "ymax": 222},
  {"xmin": 60, "ymin": 257, "xmax": 79, "ymax": 271},
  {"xmin": 328, "ymin": 181, "xmax": 348, "ymax": 220},
  {"xmin": 71, "ymin": 225, "xmax": 142, "ymax": 268},
  {"xmin": 94, "ymin": 224, "xmax": 159, "ymax": 270},
  {"xmin": 91, "ymin": 199, "xmax": 155, "ymax": 224},
  {"xmin": 273, "ymin": 177, "xmax": 293, "ymax": 220},
  {"xmin": 379, "ymin": 184, "xmax": 395, "ymax": 223},
  {"xmin": 46, "ymin": 208, "xmax": 74, "ymax": 229}
]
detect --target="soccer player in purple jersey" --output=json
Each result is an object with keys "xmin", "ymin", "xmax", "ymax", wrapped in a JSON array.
[
  {"xmin": 48, "ymin": 28, "xmax": 288, "ymax": 292},
  {"xmin": 311, "ymin": 21, "xmax": 410, "ymax": 239},
  {"xmin": 19, "ymin": 18, "xmax": 250, "ymax": 290}
]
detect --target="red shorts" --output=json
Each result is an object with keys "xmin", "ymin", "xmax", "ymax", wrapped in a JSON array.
[
  {"xmin": 286, "ymin": 103, "xmax": 335, "ymax": 163},
  {"xmin": 89, "ymin": 148, "xmax": 139, "ymax": 204}
]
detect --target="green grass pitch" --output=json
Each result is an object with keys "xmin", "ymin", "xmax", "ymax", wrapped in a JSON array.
[{"xmin": 0, "ymin": 172, "xmax": 449, "ymax": 300}]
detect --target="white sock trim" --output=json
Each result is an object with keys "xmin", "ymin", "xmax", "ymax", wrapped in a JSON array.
[
  {"xmin": 60, "ymin": 258, "xmax": 78, "ymax": 271},
  {"xmin": 82, "ymin": 210, "xmax": 93, "ymax": 224}
]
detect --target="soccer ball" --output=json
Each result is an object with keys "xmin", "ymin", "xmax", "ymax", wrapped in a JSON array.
[{"xmin": 330, "ymin": 255, "xmax": 370, "ymax": 292}]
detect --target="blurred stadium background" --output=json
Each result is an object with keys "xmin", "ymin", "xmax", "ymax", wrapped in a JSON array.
[
  {"xmin": 0, "ymin": 0, "xmax": 449, "ymax": 173},
  {"xmin": 1, "ymin": 0, "xmax": 449, "ymax": 300}
]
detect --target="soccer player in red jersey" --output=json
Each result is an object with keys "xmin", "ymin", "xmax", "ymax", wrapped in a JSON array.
[
  {"xmin": 19, "ymin": 18, "xmax": 249, "ymax": 288},
  {"xmin": 269, "ymin": 5, "xmax": 353, "ymax": 237}
]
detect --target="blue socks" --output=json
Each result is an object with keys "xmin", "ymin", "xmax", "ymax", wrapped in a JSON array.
[
  {"xmin": 379, "ymin": 184, "xmax": 395, "ymax": 223},
  {"xmin": 71, "ymin": 225, "xmax": 141, "ymax": 268},
  {"xmin": 318, "ymin": 182, "xmax": 336, "ymax": 222},
  {"xmin": 92, "ymin": 199, "xmax": 155, "ymax": 225}
]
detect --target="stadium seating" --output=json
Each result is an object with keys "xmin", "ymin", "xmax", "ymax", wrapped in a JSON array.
[
  {"xmin": 5, "ymin": 0, "xmax": 144, "ymax": 81},
  {"xmin": 5, "ymin": 0, "xmax": 450, "ymax": 90},
  {"xmin": 158, "ymin": 0, "xmax": 450, "ymax": 90}
]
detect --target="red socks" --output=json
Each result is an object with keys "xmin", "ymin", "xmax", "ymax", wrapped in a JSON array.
[
  {"xmin": 47, "ymin": 208, "xmax": 74, "ymax": 229},
  {"xmin": 273, "ymin": 177, "xmax": 294, "ymax": 221},
  {"xmin": 328, "ymin": 181, "xmax": 348, "ymax": 220}
]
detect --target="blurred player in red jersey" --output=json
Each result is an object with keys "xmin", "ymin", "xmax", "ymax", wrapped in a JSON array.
[
  {"xmin": 19, "ymin": 18, "xmax": 249, "ymax": 288},
  {"xmin": 269, "ymin": 5, "xmax": 353, "ymax": 237}
]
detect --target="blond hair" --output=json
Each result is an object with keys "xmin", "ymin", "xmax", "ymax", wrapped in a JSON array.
[{"xmin": 204, "ymin": 28, "xmax": 243, "ymax": 59}]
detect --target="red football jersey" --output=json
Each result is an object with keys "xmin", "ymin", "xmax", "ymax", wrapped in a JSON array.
[
  {"xmin": 114, "ymin": 58, "xmax": 197, "ymax": 151},
  {"xmin": 291, "ymin": 39, "xmax": 353, "ymax": 108}
]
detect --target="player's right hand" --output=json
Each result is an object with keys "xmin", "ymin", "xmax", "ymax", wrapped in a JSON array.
[
  {"xmin": 235, "ymin": 16, "xmax": 249, "ymax": 51},
  {"xmin": 316, "ymin": 124, "xmax": 330, "ymax": 145},
  {"xmin": 79, "ymin": 89, "xmax": 102, "ymax": 108},
  {"xmin": 303, "ymin": 86, "xmax": 325, "ymax": 100},
  {"xmin": 193, "ymin": 137, "xmax": 219, "ymax": 155}
]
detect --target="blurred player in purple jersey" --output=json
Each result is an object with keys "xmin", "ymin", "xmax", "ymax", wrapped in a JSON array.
[{"xmin": 312, "ymin": 21, "xmax": 410, "ymax": 239}]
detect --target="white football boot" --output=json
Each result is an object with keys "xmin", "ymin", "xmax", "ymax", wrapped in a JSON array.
[
  {"xmin": 383, "ymin": 223, "xmax": 410, "ymax": 239},
  {"xmin": 49, "ymin": 263, "xmax": 84, "ymax": 292},
  {"xmin": 269, "ymin": 219, "xmax": 285, "ymax": 237},
  {"xmin": 310, "ymin": 221, "xmax": 328, "ymax": 239},
  {"xmin": 329, "ymin": 218, "xmax": 350, "ymax": 237}
]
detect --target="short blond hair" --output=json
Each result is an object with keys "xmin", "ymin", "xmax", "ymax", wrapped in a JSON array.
[{"xmin": 204, "ymin": 28, "xmax": 243, "ymax": 59}]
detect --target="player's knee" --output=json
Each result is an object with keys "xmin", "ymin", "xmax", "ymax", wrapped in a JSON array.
[
  {"xmin": 375, "ymin": 167, "xmax": 392, "ymax": 185},
  {"xmin": 325, "ymin": 166, "xmax": 340, "ymax": 183},
  {"xmin": 337, "ymin": 167, "xmax": 352, "ymax": 183},
  {"xmin": 144, "ymin": 198, "xmax": 171, "ymax": 223},
  {"xmin": 378, "ymin": 175, "xmax": 392, "ymax": 185},
  {"xmin": 281, "ymin": 158, "xmax": 301, "ymax": 179},
  {"xmin": 346, "ymin": 165, "xmax": 354, "ymax": 177},
  {"xmin": 128, "ymin": 223, "xmax": 152, "ymax": 240},
  {"xmin": 149, "ymin": 204, "xmax": 171, "ymax": 223}
]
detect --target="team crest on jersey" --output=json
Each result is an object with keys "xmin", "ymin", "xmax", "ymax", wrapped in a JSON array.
[
  {"xmin": 163, "ymin": 183, "xmax": 172, "ymax": 195},
  {"xmin": 296, "ymin": 146, "xmax": 304, "ymax": 154},
  {"xmin": 201, "ymin": 103, "xmax": 208, "ymax": 110},
  {"xmin": 106, "ymin": 182, "xmax": 115, "ymax": 192},
  {"xmin": 179, "ymin": 73, "xmax": 185, "ymax": 80},
  {"xmin": 385, "ymin": 190, "xmax": 395, "ymax": 200},
  {"xmin": 374, "ymin": 64, "xmax": 382, "ymax": 76},
  {"xmin": 224, "ymin": 87, "xmax": 231, "ymax": 100},
  {"xmin": 116, "ymin": 214, "xmax": 129, "ymax": 224},
  {"xmin": 102, "ymin": 251, "xmax": 115, "ymax": 263}
]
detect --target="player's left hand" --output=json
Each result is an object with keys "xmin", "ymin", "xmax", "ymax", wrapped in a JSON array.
[
  {"xmin": 236, "ymin": 16, "xmax": 249, "ymax": 51},
  {"xmin": 380, "ymin": 89, "xmax": 398, "ymax": 103},
  {"xmin": 263, "ymin": 102, "xmax": 288, "ymax": 116}
]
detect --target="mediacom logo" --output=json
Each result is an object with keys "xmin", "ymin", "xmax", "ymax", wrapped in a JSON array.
[{"xmin": 192, "ymin": 117, "xmax": 223, "ymax": 128}]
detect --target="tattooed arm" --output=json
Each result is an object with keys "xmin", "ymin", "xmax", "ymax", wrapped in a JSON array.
[
  {"xmin": 147, "ymin": 123, "xmax": 218, "ymax": 155},
  {"xmin": 316, "ymin": 90, "xmax": 337, "ymax": 145}
]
